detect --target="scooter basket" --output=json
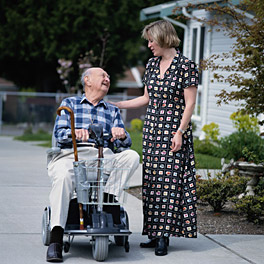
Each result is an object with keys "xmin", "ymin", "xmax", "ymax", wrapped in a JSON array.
[{"xmin": 73, "ymin": 158, "xmax": 130, "ymax": 205}]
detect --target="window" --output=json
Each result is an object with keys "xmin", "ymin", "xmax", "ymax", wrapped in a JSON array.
[
  {"xmin": 190, "ymin": 25, "xmax": 205, "ymax": 118},
  {"xmin": 199, "ymin": 26, "xmax": 205, "ymax": 85}
]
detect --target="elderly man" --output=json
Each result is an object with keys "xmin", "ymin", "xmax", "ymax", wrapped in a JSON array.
[{"xmin": 46, "ymin": 67, "xmax": 139, "ymax": 262}]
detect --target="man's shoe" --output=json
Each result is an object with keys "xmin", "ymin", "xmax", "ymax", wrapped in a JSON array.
[
  {"xmin": 155, "ymin": 237, "xmax": 168, "ymax": 256},
  {"xmin": 140, "ymin": 238, "xmax": 156, "ymax": 248},
  {"xmin": 46, "ymin": 243, "xmax": 63, "ymax": 262}
]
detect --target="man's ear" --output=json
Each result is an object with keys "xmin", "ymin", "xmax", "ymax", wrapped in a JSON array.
[{"xmin": 85, "ymin": 75, "xmax": 91, "ymax": 86}]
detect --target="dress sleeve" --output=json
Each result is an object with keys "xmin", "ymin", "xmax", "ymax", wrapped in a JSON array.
[{"xmin": 182, "ymin": 59, "xmax": 199, "ymax": 89}]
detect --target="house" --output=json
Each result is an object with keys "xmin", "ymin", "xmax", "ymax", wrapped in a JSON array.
[
  {"xmin": 0, "ymin": 77, "xmax": 18, "ymax": 92},
  {"xmin": 140, "ymin": 0, "xmax": 260, "ymax": 138},
  {"xmin": 114, "ymin": 66, "xmax": 147, "ymax": 124}
]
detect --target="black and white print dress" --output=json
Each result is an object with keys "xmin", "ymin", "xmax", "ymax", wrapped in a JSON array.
[{"xmin": 142, "ymin": 50, "xmax": 199, "ymax": 239}]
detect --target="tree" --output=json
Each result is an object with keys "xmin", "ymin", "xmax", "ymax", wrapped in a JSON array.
[
  {"xmin": 0, "ymin": 0, "xmax": 165, "ymax": 92},
  {"xmin": 175, "ymin": 0, "xmax": 264, "ymax": 119}
]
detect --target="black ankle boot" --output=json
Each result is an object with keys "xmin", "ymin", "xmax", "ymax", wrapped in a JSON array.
[
  {"xmin": 155, "ymin": 237, "xmax": 168, "ymax": 256},
  {"xmin": 50, "ymin": 226, "xmax": 64, "ymax": 245},
  {"xmin": 140, "ymin": 238, "xmax": 156, "ymax": 248}
]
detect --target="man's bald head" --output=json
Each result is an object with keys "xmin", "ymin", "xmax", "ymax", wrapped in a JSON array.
[{"xmin": 81, "ymin": 67, "xmax": 109, "ymax": 88}]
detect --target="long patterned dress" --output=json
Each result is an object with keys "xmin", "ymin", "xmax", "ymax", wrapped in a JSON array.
[{"xmin": 142, "ymin": 50, "xmax": 199, "ymax": 239}]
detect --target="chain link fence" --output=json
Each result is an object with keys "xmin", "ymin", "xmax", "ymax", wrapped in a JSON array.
[{"xmin": 0, "ymin": 91, "xmax": 144, "ymax": 136}]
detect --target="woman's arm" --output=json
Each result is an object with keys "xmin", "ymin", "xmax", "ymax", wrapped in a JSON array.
[
  {"xmin": 111, "ymin": 86, "xmax": 149, "ymax": 109},
  {"xmin": 178, "ymin": 86, "xmax": 197, "ymax": 131},
  {"xmin": 171, "ymin": 86, "xmax": 197, "ymax": 152}
]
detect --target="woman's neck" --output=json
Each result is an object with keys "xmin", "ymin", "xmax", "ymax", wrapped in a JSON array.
[{"xmin": 161, "ymin": 48, "xmax": 177, "ymax": 61}]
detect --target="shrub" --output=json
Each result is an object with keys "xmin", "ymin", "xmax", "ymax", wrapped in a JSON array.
[
  {"xmin": 242, "ymin": 147, "xmax": 264, "ymax": 164},
  {"xmin": 235, "ymin": 195, "xmax": 264, "ymax": 224},
  {"xmin": 202, "ymin": 122, "xmax": 220, "ymax": 142},
  {"xmin": 234, "ymin": 178, "xmax": 264, "ymax": 224},
  {"xmin": 230, "ymin": 111, "xmax": 259, "ymax": 134},
  {"xmin": 220, "ymin": 131, "xmax": 264, "ymax": 163},
  {"xmin": 193, "ymin": 138, "xmax": 223, "ymax": 158},
  {"xmin": 197, "ymin": 173, "xmax": 247, "ymax": 212},
  {"xmin": 130, "ymin": 118, "xmax": 143, "ymax": 131}
]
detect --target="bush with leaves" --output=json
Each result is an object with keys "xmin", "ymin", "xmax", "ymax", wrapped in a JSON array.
[
  {"xmin": 202, "ymin": 122, "xmax": 220, "ymax": 143},
  {"xmin": 197, "ymin": 173, "xmax": 247, "ymax": 212},
  {"xmin": 242, "ymin": 147, "xmax": 264, "ymax": 164},
  {"xmin": 194, "ymin": 122, "xmax": 223, "ymax": 158},
  {"xmin": 193, "ymin": 138, "xmax": 223, "ymax": 158},
  {"xmin": 130, "ymin": 118, "xmax": 143, "ymax": 132},
  {"xmin": 230, "ymin": 111, "xmax": 259, "ymax": 134},
  {"xmin": 234, "ymin": 177, "xmax": 264, "ymax": 224},
  {"xmin": 220, "ymin": 131, "xmax": 264, "ymax": 163}
]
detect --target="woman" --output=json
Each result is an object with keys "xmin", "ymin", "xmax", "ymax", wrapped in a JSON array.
[{"xmin": 113, "ymin": 20, "xmax": 198, "ymax": 256}]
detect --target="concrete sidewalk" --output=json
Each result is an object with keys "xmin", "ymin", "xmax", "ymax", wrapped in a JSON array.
[{"xmin": 0, "ymin": 135, "xmax": 263, "ymax": 264}]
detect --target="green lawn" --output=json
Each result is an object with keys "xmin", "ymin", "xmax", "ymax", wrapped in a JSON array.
[
  {"xmin": 195, "ymin": 153, "xmax": 221, "ymax": 169},
  {"xmin": 14, "ymin": 132, "xmax": 51, "ymax": 142},
  {"xmin": 14, "ymin": 130, "xmax": 52, "ymax": 148},
  {"xmin": 129, "ymin": 130, "xmax": 143, "ymax": 161}
]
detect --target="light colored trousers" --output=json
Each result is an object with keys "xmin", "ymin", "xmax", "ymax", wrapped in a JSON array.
[{"xmin": 47, "ymin": 147, "xmax": 139, "ymax": 230}]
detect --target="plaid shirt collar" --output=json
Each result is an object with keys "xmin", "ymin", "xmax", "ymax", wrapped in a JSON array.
[{"xmin": 80, "ymin": 94, "xmax": 108, "ymax": 109}]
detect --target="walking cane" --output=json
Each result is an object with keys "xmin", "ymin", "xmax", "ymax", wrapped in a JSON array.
[{"xmin": 57, "ymin": 106, "xmax": 85, "ymax": 230}]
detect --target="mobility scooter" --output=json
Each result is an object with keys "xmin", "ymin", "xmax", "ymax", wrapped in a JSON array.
[{"xmin": 42, "ymin": 106, "xmax": 131, "ymax": 261}]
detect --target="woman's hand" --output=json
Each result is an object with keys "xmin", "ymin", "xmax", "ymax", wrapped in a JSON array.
[{"xmin": 170, "ymin": 131, "xmax": 182, "ymax": 152}]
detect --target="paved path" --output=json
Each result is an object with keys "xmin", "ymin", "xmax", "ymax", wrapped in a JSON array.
[{"xmin": 0, "ymin": 136, "xmax": 263, "ymax": 264}]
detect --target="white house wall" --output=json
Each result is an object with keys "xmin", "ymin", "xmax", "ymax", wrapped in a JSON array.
[
  {"xmin": 207, "ymin": 26, "xmax": 240, "ymax": 137},
  {"xmin": 187, "ymin": 10, "xmax": 242, "ymax": 138}
]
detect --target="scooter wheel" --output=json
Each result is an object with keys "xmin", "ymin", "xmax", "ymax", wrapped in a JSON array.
[
  {"xmin": 64, "ymin": 242, "xmax": 70, "ymax": 253},
  {"xmin": 92, "ymin": 236, "xmax": 109, "ymax": 261},
  {"xmin": 42, "ymin": 207, "xmax": 51, "ymax": 246},
  {"xmin": 125, "ymin": 241, "xmax": 130, "ymax": 253}
]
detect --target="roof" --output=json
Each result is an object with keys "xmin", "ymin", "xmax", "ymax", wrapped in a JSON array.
[
  {"xmin": 140, "ymin": 0, "xmax": 241, "ymax": 21},
  {"xmin": 0, "ymin": 78, "xmax": 18, "ymax": 91},
  {"xmin": 116, "ymin": 66, "xmax": 145, "ymax": 88}
]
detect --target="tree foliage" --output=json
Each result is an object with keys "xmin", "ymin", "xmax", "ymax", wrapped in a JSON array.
[
  {"xmin": 174, "ymin": 0, "xmax": 264, "ymax": 118},
  {"xmin": 0, "ymin": 0, "xmax": 165, "ymax": 92}
]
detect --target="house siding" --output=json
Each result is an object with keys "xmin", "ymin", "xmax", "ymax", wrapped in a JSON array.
[
  {"xmin": 187, "ymin": 10, "xmax": 242, "ymax": 138},
  {"xmin": 207, "ymin": 25, "xmax": 239, "ymax": 137}
]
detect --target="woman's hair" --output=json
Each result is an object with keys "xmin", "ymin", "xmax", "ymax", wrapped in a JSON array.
[{"xmin": 142, "ymin": 20, "xmax": 181, "ymax": 48}]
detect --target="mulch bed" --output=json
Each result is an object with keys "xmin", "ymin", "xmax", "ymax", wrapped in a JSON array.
[{"xmin": 126, "ymin": 186, "xmax": 264, "ymax": 235}]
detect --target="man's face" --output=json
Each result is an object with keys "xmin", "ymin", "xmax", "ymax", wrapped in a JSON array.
[{"xmin": 88, "ymin": 68, "xmax": 110, "ymax": 95}]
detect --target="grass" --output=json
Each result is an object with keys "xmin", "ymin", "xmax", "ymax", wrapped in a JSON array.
[
  {"xmin": 14, "ymin": 128, "xmax": 222, "ymax": 169},
  {"xmin": 15, "ymin": 132, "xmax": 51, "ymax": 141},
  {"xmin": 38, "ymin": 141, "xmax": 52, "ymax": 148},
  {"xmin": 195, "ymin": 153, "xmax": 222, "ymax": 169},
  {"xmin": 14, "ymin": 128, "xmax": 52, "ymax": 147},
  {"xmin": 129, "ymin": 129, "xmax": 143, "ymax": 162}
]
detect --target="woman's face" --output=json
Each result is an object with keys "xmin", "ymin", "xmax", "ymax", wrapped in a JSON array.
[{"xmin": 147, "ymin": 35, "xmax": 163, "ymax": 57}]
